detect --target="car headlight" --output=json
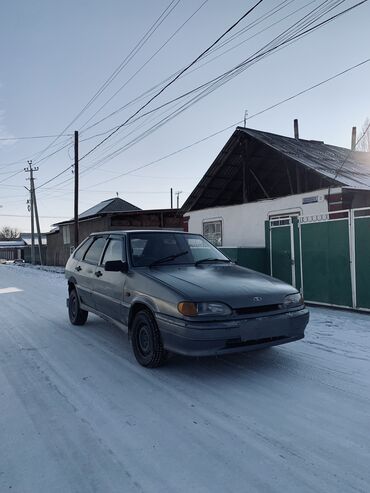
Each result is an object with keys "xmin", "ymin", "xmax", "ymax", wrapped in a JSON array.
[
  {"xmin": 281, "ymin": 292, "xmax": 304, "ymax": 309},
  {"xmin": 178, "ymin": 301, "xmax": 232, "ymax": 317}
]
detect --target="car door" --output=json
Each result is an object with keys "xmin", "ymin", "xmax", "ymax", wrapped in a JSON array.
[
  {"xmin": 77, "ymin": 236, "xmax": 108, "ymax": 308},
  {"xmin": 92, "ymin": 235, "xmax": 128, "ymax": 322}
]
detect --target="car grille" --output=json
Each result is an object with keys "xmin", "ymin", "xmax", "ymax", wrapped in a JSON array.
[{"xmin": 234, "ymin": 304, "xmax": 280, "ymax": 316}]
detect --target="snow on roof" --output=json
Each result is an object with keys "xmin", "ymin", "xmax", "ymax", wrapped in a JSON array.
[
  {"xmin": 0, "ymin": 240, "xmax": 26, "ymax": 248},
  {"xmin": 20, "ymin": 233, "xmax": 47, "ymax": 246}
]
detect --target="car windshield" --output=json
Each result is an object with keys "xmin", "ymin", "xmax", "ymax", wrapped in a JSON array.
[{"xmin": 129, "ymin": 232, "xmax": 229, "ymax": 267}]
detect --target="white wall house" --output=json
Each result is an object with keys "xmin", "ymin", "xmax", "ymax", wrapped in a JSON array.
[
  {"xmin": 182, "ymin": 126, "xmax": 370, "ymax": 249},
  {"xmin": 186, "ymin": 188, "xmax": 337, "ymax": 248}
]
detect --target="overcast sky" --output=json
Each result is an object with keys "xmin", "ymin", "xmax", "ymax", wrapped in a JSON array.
[{"xmin": 1, "ymin": 0, "xmax": 369, "ymax": 232}]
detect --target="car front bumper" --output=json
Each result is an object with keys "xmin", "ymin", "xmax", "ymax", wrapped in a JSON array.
[{"xmin": 156, "ymin": 307, "xmax": 309, "ymax": 356}]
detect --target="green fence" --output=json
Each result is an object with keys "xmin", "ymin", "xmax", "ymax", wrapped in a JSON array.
[
  {"xmin": 267, "ymin": 208, "xmax": 370, "ymax": 311},
  {"xmin": 354, "ymin": 215, "xmax": 370, "ymax": 309},
  {"xmin": 220, "ymin": 247, "xmax": 268, "ymax": 274}
]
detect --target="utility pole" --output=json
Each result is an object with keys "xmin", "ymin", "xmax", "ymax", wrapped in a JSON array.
[
  {"xmin": 24, "ymin": 160, "xmax": 39, "ymax": 265},
  {"xmin": 74, "ymin": 130, "xmax": 79, "ymax": 249},
  {"xmin": 175, "ymin": 190, "xmax": 183, "ymax": 209},
  {"xmin": 170, "ymin": 188, "xmax": 173, "ymax": 209},
  {"xmin": 33, "ymin": 188, "xmax": 43, "ymax": 265}
]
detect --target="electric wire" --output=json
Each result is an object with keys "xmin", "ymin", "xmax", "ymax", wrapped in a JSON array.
[
  {"xmin": 76, "ymin": 0, "xmax": 265, "ymax": 164},
  {"xmin": 25, "ymin": 0, "xmax": 181, "ymax": 166},
  {"xmin": 78, "ymin": 0, "xmax": 209, "ymax": 132},
  {"xmin": 41, "ymin": 57, "xmax": 370, "ymax": 195},
  {"xmin": 34, "ymin": 0, "xmax": 366, "ymax": 193},
  {"xmin": 74, "ymin": 0, "xmax": 363, "ymax": 178}
]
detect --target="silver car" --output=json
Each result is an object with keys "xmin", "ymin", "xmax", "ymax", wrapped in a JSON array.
[{"xmin": 65, "ymin": 230, "xmax": 309, "ymax": 367}]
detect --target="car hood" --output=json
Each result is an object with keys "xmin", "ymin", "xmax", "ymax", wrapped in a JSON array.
[{"xmin": 141, "ymin": 264, "xmax": 296, "ymax": 308}]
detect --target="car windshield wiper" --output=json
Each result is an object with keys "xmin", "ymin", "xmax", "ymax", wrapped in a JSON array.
[
  {"xmin": 195, "ymin": 258, "xmax": 231, "ymax": 266},
  {"xmin": 149, "ymin": 250, "xmax": 189, "ymax": 267}
]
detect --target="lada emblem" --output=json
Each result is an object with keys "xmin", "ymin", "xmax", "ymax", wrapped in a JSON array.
[{"xmin": 253, "ymin": 296, "xmax": 263, "ymax": 302}]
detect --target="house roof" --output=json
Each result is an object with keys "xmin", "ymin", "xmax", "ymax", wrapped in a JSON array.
[
  {"xmin": 55, "ymin": 197, "xmax": 141, "ymax": 225},
  {"xmin": 0, "ymin": 240, "xmax": 26, "ymax": 249},
  {"xmin": 240, "ymin": 127, "xmax": 370, "ymax": 190},
  {"xmin": 182, "ymin": 127, "xmax": 370, "ymax": 212},
  {"xmin": 20, "ymin": 233, "xmax": 47, "ymax": 246},
  {"xmin": 78, "ymin": 197, "xmax": 141, "ymax": 219}
]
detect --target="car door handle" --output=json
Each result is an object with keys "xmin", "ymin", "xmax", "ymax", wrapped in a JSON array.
[
  {"xmin": 95, "ymin": 270, "xmax": 103, "ymax": 277},
  {"xmin": 75, "ymin": 265, "xmax": 82, "ymax": 272}
]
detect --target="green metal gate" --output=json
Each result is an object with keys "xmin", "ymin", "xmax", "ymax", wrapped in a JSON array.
[
  {"xmin": 269, "ymin": 218, "xmax": 295, "ymax": 287},
  {"xmin": 267, "ymin": 207, "xmax": 370, "ymax": 312},
  {"xmin": 300, "ymin": 213, "xmax": 352, "ymax": 307},
  {"xmin": 354, "ymin": 208, "xmax": 370, "ymax": 310}
]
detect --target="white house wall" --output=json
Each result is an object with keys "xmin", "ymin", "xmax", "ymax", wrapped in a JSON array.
[{"xmin": 186, "ymin": 188, "xmax": 339, "ymax": 248}]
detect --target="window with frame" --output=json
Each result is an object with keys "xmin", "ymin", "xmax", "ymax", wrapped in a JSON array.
[
  {"xmin": 101, "ymin": 238, "xmax": 125, "ymax": 266},
  {"xmin": 203, "ymin": 220, "xmax": 222, "ymax": 246},
  {"xmin": 62, "ymin": 225, "xmax": 71, "ymax": 245},
  {"xmin": 73, "ymin": 237, "xmax": 94, "ymax": 261},
  {"xmin": 83, "ymin": 237, "xmax": 107, "ymax": 265}
]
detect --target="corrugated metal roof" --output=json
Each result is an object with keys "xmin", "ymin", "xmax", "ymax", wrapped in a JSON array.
[
  {"xmin": 0, "ymin": 240, "xmax": 26, "ymax": 248},
  {"xmin": 20, "ymin": 233, "xmax": 47, "ymax": 246},
  {"xmin": 239, "ymin": 127, "xmax": 370, "ymax": 190},
  {"xmin": 77, "ymin": 197, "xmax": 141, "ymax": 220},
  {"xmin": 182, "ymin": 127, "xmax": 370, "ymax": 213}
]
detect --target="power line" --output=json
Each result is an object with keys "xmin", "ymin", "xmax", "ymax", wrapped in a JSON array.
[
  {"xmin": 77, "ymin": 0, "xmax": 264, "ymax": 164},
  {"xmin": 80, "ymin": 0, "xmax": 307, "ymax": 135},
  {"xmin": 332, "ymin": 120, "xmax": 370, "ymax": 183},
  {"xmin": 0, "ymin": 133, "xmax": 72, "ymax": 141},
  {"xmin": 76, "ymin": 0, "xmax": 364, "ymax": 176},
  {"xmin": 36, "ymin": 0, "xmax": 336, "ymax": 175},
  {"xmin": 34, "ymin": 1, "xmax": 264, "ymax": 192},
  {"xmin": 78, "ymin": 0, "xmax": 209, "ymax": 132},
  {"xmin": 29, "ymin": 0, "xmax": 181, "ymax": 166},
  {"xmin": 0, "ymin": 213, "xmax": 69, "ymax": 219},
  {"xmin": 79, "ymin": 57, "xmax": 370, "ymax": 189},
  {"xmin": 34, "ymin": 0, "xmax": 368, "ymax": 192},
  {"xmin": 0, "ymin": 136, "xmax": 72, "ymax": 169}
]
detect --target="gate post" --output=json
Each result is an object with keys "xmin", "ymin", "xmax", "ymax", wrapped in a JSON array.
[
  {"xmin": 349, "ymin": 209, "xmax": 357, "ymax": 309},
  {"xmin": 289, "ymin": 218, "xmax": 296, "ymax": 288}
]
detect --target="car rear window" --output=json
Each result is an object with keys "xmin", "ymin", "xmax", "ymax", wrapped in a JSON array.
[
  {"xmin": 101, "ymin": 238, "xmax": 124, "ymax": 265},
  {"xmin": 73, "ymin": 237, "xmax": 94, "ymax": 261},
  {"xmin": 83, "ymin": 237, "xmax": 107, "ymax": 265}
]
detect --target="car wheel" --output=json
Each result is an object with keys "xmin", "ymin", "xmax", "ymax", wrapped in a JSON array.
[
  {"xmin": 68, "ymin": 288, "xmax": 88, "ymax": 326},
  {"xmin": 131, "ymin": 310, "xmax": 167, "ymax": 368}
]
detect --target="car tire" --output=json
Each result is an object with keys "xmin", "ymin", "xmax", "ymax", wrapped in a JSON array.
[
  {"xmin": 131, "ymin": 310, "xmax": 167, "ymax": 368},
  {"xmin": 68, "ymin": 288, "xmax": 88, "ymax": 326}
]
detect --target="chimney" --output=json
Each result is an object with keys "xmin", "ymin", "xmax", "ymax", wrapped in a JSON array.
[
  {"xmin": 351, "ymin": 126, "xmax": 357, "ymax": 151},
  {"xmin": 294, "ymin": 119, "xmax": 299, "ymax": 139}
]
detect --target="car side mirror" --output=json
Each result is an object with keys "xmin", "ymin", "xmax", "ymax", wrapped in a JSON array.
[{"xmin": 105, "ymin": 260, "xmax": 128, "ymax": 273}]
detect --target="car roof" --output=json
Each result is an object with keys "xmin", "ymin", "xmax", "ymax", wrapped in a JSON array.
[{"xmin": 89, "ymin": 229, "xmax": 191, "ymax": 236}]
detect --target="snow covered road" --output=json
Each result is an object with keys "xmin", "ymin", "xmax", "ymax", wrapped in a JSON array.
[{"xmin": 0, "ymin": 264, "xmax": 369, "ymax": 493}]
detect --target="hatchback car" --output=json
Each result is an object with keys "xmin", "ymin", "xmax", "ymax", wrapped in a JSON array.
[{"xmin": 65, "ymin": 230, "xmax": 309, "ymax": 367}]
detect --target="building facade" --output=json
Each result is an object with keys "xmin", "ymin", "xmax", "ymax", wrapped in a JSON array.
[{"xmin": 47, "ymin": 198, "xmax": 183, "ymax": 266}]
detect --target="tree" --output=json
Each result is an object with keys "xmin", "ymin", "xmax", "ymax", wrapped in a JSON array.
[
  {"xmin": 0, "ymin": 226, "xmax": 20, "ymax": 240},
  {"xmin": 357, "ymin": 118, "xmax": 370, "ymax": 152}
]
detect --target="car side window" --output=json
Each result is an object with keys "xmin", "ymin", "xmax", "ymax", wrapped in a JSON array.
[
  {"xmin": 101, "ymin": 238, "xmax": 124, "ymax": 266},
  {"xmin": 83, "ymin": 237, "xmax": 107, "ymax": 265},
  {"xmin": 73, "ymin": 237, "xmax": 94, "ymax": 261}
]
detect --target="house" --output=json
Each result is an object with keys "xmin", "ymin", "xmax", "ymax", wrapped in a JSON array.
[
  {"xmin": 21, "ymin": 233, "xmax": 47, "ymax": 263},
  {"xmin": 46, "ymin": 197, "xmax": 184, "ymax": 266},
  {"xmin": 183, "ymin": 125, "xmax": 370, "ymax": 250},
  {"xmin": 182, "ymin": 125, "xmax": 370, "ymax": 311},
  {"xmin": 0, "ymin": 233, "xmax": 47, "ymax": 263},
  {"xmin": 0, "ymin": 239, "xmax": 25, "ymax": 261}
]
